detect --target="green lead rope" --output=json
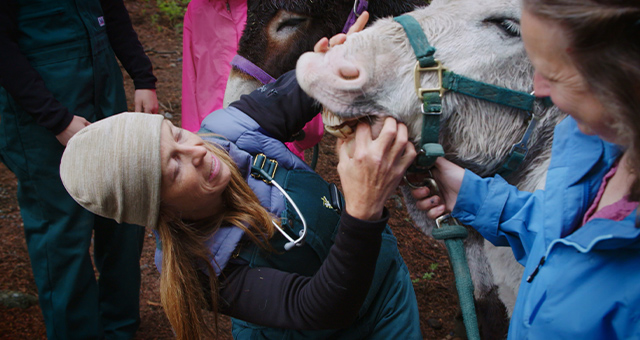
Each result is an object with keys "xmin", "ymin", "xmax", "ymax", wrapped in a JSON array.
[{"xmin": 431, "ymin": 218, "xmax": 480, "ymax": 340}]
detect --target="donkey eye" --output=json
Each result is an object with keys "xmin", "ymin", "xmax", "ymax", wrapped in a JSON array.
[
  {"xmin": 486, "ymin": 18, "xmax": 521, "ymax": 37},
  {"xmin": 277, "ymin": 17, "xmax": 307, "ymax": 32}
]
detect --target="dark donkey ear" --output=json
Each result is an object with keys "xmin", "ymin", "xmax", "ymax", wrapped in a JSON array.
[
  {"xmin": 233, "ymin": 0, "xmax": 426, "ymax": 90},
  {"xmin": 237, "ymin": 1, "xmax": 351, "ymax": 80}
]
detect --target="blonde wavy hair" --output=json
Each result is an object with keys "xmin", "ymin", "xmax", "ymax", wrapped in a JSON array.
[{"xmin": 155, "ymin": 139, "xmax": 276, "ymax": 339}]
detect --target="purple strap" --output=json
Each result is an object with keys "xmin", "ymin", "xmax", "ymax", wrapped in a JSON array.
[
  {"xmin": 231, "ymin": 55, "xmax": 277, "ymax": 85},
  {"xmin": 342, "ymin": 0, "xmax": 369, "ymax": 33}
]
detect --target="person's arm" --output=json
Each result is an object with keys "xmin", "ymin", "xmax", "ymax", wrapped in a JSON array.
[
  {"xmin": 229, "ymin": 70, "xmax": 322, "ymax": 143},
  {"xmin": 100, "ymin": 0, "xmax": 158, "ymax": 113},
  {"xmin": 227, "ymin": 12, "xmax": 370, "ymax": 142},
  {"xmin": 412, "ymin": 157, "xmax": 543, "ymax": 263},
  {"xmin": 219, "ymin": 210, "xmax": 387, "ymax": 329},
  {"xmin": 452, "ymin": 169, "xmax": 543, "ymax": 262},
  {"xmin": 0, "ymin": 0, "xmax": 78, "ymax": 139},
  {"xmin": 220, "ymin": 117, "xmax": 415, "ymax": 329}
]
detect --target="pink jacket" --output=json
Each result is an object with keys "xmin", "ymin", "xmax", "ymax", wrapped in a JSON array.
[
  {"xmin": 181, "ymin": 0, "xmax": 323, "ymax": 158},
  {"xmin": 181, "ymin": 0, "xmax": 246, "ymax": 132}
]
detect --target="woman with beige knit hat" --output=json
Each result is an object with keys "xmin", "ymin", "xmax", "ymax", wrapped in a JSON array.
[{"xmin": 60, "ymin": 69, "xmax": 423, "ymax": 340}]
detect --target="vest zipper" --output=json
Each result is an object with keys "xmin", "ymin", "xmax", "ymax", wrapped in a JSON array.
[
  {"xmin": 226, "ymin": 1, "xmax": 231, "ymax": 13},
  {"xmin": 526, "ymin": 256, "xmax": 546, "ymax": 282}
]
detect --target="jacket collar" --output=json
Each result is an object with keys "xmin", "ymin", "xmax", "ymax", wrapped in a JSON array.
[
  {"xmin": 551, "ymin": 117, "xmax": 621, "ymax": 186},
  {"xmin": 550, "ymin": 209, "xmax": 640, "ymax": 253}
]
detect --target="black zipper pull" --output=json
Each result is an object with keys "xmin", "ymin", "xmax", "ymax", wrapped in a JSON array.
[
  {"xmin": 329, "ymin": 183, "xmax": 344, "ymax": 214},
  {"xmin": 226, "ymin": 1, "xmax": 231, "ymax": 13},
  {"xmin": 526, "ymin": 256, "xmax": 546, "ymax": 283}
]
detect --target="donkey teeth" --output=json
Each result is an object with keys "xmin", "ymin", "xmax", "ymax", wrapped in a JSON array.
[
  {"xmin": 322, "ymin": 108, "xmax": 356, "ymax": 139},
  {"xmin": 325, "ymin": 124, "xmax": 354, "ymax": 139},
  {"xmin": 321, "ymin": 108, "xmax": 342, "ymax": 126}
]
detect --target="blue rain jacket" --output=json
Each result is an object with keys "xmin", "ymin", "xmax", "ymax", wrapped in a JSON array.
[{"xmin": 453, "ymin": 117, "xmax": 640, "ymax": 339}]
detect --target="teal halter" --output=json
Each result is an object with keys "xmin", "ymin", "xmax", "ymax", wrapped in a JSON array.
[{"xmin": 394, "ymin": 14, "xmax": 551, "ymax": 177}]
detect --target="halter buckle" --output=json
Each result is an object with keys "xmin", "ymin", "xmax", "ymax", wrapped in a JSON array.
[
  {"xmin": 414, "ymin": 60, "xmax": 448, "ymax": 99},
  {"xmin": 435, "ymin": 214, "xmax": 460, "ymax": 229}
]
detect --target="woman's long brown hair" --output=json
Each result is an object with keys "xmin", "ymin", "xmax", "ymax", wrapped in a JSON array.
[{"xmin": 156, "ymin": 140, "xmax": 275, "ymax": 339}]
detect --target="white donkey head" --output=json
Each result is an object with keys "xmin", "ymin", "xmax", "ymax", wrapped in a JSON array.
[
  {"xmin": 297, "ymin": 0, "xmax": 563, "ymax": 183},
  {"xmin": 297, "ymin": 0, "xmax": 565, "ymax": 337}
]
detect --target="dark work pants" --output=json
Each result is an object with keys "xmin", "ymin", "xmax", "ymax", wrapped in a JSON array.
[
  {"xmin": 1, "ymin": 1, "xmax": 146, "ymax": 337},
  {"xmin": 0, "ymin": 103, "xmax": 145, "ymax": 340}
]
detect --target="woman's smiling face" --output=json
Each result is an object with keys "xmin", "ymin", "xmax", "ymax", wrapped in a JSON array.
[
  {"xmin": 521, "ymin": 9, "xmax": 619, "ymax": 144},
  {"xmin": 159, "ymin": 120, "xmax": 231, "ymax": 220}
]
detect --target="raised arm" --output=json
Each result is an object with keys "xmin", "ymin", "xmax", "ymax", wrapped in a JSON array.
[
  {"xmin": 228, "ymin": 11, "xmax": 371, "ymax": 143},
  {"xmin": 220, "ymin": 117, "xmax": 416, "ymax": 328},
  {"xmin": 229, "ymin": 70, "xmax": 322, "ymax": 143}
]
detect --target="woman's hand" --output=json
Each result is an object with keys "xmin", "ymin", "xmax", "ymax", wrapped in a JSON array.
[
  {"xmin": 338, "ymin": 117, "xmax": 416, "ymax": 221},
  {"xmin": 410, "ymin": 157, "xmax": 465, "ymax": 219},
  {"xmin": 313, "ymin": 11, "xmax": 369, "ymax": 53},
  {"xmin": 56, "ymin": 115, "xmax": 91, "ymax": 146},
  {"xmin": 134, "ymin": 89, "xmax": 159, "ymax": 114}
]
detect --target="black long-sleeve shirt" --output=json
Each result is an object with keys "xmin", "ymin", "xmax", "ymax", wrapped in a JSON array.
[
  {"xmin": 0, "ymin": 0, "xmax": 156, "ymax": 135},
  {"xmin": 219, "ymin": 209, "xmax": 389, "ymax": 329},
  {"xmin": 222, "ymin": 70, "xmax": 387, "ymax": 329}
]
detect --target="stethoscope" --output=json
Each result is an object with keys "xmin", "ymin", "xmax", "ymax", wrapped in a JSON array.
[
  {"xmin": 251, "ymin": 159, "xmax": 308, "ymax": 251},
  {"xmin": 269, "ymin": 178, "xmax": 308, "ymax": 251}
]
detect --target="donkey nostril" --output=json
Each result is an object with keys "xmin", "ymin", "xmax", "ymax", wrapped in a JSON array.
[{"xmin": 339, "ymin": 66, "xmax": 360, "ymax": 80}]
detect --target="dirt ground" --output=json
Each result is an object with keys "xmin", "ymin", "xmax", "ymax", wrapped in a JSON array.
[{"xmin": 0, "ymin": 1, "xmax": 459, "ymax": 339}]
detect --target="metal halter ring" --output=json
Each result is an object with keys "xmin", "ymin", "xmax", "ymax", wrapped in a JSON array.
[
  {"xmin": 435, "ymin": 214, "xmax": 460, "ymax": 229},
  {"xmin": 403, "ymin": 169, "xmax": 441, "ymax": 197}
]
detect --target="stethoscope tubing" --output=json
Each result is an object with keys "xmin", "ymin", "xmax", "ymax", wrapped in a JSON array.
[{"xmin": 269, "ymin": 178, "xmax": 308, "ymax": 251}]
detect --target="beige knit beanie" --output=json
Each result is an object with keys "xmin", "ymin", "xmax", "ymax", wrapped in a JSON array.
[{"xmin": 60, "ymin": 112, "xmax": 164, "ymax": 227}]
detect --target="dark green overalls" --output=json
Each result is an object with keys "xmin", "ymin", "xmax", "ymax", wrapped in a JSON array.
[
  {"xmin": 0, "ymin": 1, "xmax": 144, "ymax": 339},
  {"xmin": 232, "ymin": 166, "xmax": 422, "ymax": 339}
]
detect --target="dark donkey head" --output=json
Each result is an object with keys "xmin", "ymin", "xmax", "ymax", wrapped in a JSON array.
[{"xmin": 223, "ymin": 0, "xmax": 426, "ymax": 106}]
